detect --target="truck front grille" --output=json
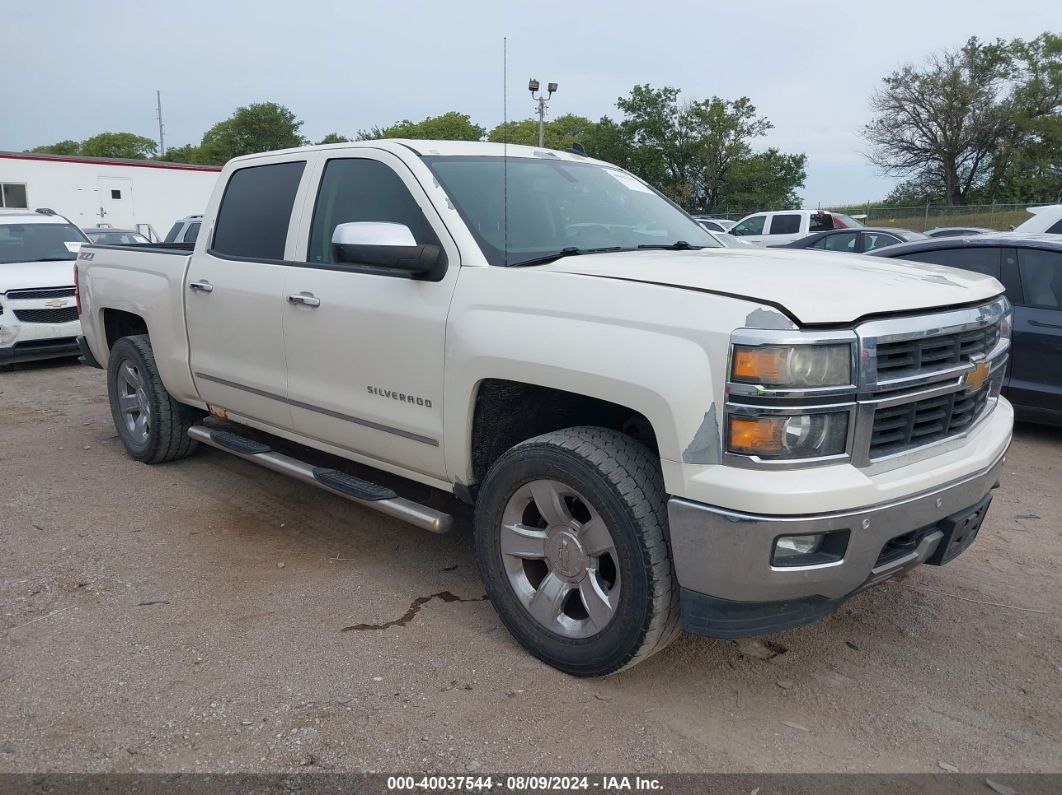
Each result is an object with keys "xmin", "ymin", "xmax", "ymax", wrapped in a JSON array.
[
  {"xmin": 13, "ymin": 307, "xmax": 79, "ymax": 324},
  {"xmin": 875, "ymin": 324, "xmax": 1000, "ymax": 381},
  {"xmin": 5, "ymin": 287, "xmax": 75, "ymax": 300},
  {"xmin": 869, "ymin": 385, "xmax": 990, "ymax": 458}
]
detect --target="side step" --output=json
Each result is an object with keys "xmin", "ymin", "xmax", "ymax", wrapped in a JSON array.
[{"xmin": 188, "ymin": 426, "xmax": 452, "ymax": 534}]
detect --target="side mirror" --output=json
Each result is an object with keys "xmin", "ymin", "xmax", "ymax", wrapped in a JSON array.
[{"xmin": 331, "ymin": 222, "xmax": 444, "ymax": 277}]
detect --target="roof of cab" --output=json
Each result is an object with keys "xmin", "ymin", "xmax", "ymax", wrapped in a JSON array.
[{"xmin": 225, "ymin": 139, "xmax": 609, "ymax": 167}]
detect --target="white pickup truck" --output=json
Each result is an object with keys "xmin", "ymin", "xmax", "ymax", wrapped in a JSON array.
[{"xmin": 76, "ymin": 140, "xmax": 1014, "ymax": 676}]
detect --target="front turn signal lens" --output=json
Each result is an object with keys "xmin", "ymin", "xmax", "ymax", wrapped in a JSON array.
[
  {"xmin": 728, "ymin": 416, "xmax": 786, "ymax": 455},
  {"xmin": 732, "ymin": 348, "xmax": 789, "ymax": 383}
]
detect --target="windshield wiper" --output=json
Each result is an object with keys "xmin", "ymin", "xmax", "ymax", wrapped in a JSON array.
[
  {"xmin": 636, "ymin": 240, "xmax": 702, "ymax": 251},
  {"xmin": 508, "ymin": 246, "xmax": 624, "ymax": 268}
]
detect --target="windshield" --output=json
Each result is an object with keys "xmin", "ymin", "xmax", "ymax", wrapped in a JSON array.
[
  {"xmin": 0, "ymin": 222, "xmax": 88, "ymax": 264},
  {"xmin": 424, "ymin": 156, "xmax": 718, "ymax": 266}
]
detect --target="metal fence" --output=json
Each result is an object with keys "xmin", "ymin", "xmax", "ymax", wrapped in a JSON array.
[{"xmin": 700, "ymin": 202, "xmax": 1057, "ymax": 231}]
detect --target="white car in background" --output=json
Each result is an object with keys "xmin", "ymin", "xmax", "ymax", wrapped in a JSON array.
[
  {"xmin": 0, "ymin": 209, "xmax": 85, "ymax": 366},
  {"xmin": 1012, "ymin": 205, "xmax": 1062, "ymax": 235},
  {"xmin": 730, "ymin": 209, "xmax": 863, "ymax": 246},
  {"xmin": 164, "ymin": 214, "xmax": 204, "ymax": 245}
]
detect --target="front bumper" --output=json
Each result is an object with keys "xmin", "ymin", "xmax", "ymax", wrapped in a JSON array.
[
  {"xmin": 0, "ymin": 337, "xmax": 81, "ymax": 365},
  {"xmin": 668, "ymin": 448, "xmax": 1007, "ymax": 638}
]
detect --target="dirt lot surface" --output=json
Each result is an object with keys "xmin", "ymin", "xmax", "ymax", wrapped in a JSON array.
[{"xmin": 1, "ymin": 360, "xmax": 1060, "ymax": 774}]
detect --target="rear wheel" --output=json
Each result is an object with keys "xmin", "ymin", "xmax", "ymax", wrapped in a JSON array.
[
  {"xmin": 474, "ymin": 427, "xmax": 679, "ymax": 676},
  {"xmin": 107, "ymin": 334, "xmax": 202, "ymax": 463}
]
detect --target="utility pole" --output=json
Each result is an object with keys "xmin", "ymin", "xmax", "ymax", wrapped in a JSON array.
[
  {"xmin": 528, "ymin": 79, "xmax": 557, "ymax": 147},
  {"xmin": 156, "ymin": 90, "xmax": 166, "ymax": 157}
]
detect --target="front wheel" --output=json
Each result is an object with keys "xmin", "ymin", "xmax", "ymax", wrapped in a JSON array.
[
  {"xmin": 107, "ymin": 334, "xmax": 203, "ymax": 464},
  {"xmin": 474, "ymin": 427, "xmax": 679, "ymax": 676}
]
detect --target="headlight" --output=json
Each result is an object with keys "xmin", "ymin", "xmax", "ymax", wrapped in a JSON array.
[
  {"xmin": 999, "ymin": 309, "xmax": 1012, "ymax": 343},
  {"xmin": 731, "ymin": 344, "xmax": 852, "ymax": 388},
  {"xmin": 727, "ymin": 411, "xmax": 849, "ymax": 459}
]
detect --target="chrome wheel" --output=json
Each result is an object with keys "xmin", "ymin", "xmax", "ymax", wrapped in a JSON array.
[
  {"xmin": 116, "ymin": 360, "xmax": 151, "ymax": 444},
  {"xmin": 500, "ymin": 480, "xmax": 621, "ymax": 639}
]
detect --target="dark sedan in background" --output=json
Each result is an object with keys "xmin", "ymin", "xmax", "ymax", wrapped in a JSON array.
[
  {"xmin": 870, "ymin": 235, "xmax": 1062, "ymax": 426},
  {"xmin": 780, "ymin": 226, "xmax": 927, "ymax": 253},
  {"xmin": 924, "ymin": 226, "xmax": 995, "ymax": 238}
]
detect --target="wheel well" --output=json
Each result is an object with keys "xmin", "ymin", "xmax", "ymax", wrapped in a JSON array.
[
  {"xmin": 469, "ymin": 379, "xmax": 658, "ymax": 485},
  {"xmin": 103, "ymin": 309, "xmax": 148, "ymax": 350}
]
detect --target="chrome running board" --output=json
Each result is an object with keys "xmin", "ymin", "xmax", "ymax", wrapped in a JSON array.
[{"xmin": 187, "ymin": 426, "xmax": 452, "ymax": 534}]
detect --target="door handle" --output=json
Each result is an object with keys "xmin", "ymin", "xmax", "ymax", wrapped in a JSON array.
[
  {"xmin": 287, "ymin": 292, "xmax": 321, "ymax": 307},
  {"xmin": 188, "ymin": 280, "xmax": 213, "ymax": 293},
  {"xmin": 1029, "ymin": 319, "xmax": 1062, "ymax": 330}
]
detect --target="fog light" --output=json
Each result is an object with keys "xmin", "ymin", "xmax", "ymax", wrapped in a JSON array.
[{"xmin": 774, "ymin": 534, "xmax": 823, "ymax": 559}]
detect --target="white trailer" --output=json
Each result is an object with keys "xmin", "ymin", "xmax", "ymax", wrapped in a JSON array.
[{"xmin": 0, "ymin": 152, "xmax": 220, "ymax": 240}]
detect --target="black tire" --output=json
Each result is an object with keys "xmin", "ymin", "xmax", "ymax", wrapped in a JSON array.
[
  {"xmin": 474, "ymin": 427, "xmax": 679, "ymax": 676},
  {"xmin": 107, "ymin": 334, "xmax": 203, "ymax": 464}
]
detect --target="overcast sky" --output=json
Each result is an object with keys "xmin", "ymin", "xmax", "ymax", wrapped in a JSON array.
[{"xmin": 4, "ymin": 0, "xmax": 1056, "ymax": 204}]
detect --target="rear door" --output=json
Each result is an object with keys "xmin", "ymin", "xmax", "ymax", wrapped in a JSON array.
[
  {"xmin": 1010, "ymin": 247, "xmax": 1062, "ymax": 417},
  {"xmin": 185, "ymin": 158, "xmax": 309, "ymax": 429},
  {"xmin": 764, "ymin": 213, "xmax": 802, "ymax": 245}
]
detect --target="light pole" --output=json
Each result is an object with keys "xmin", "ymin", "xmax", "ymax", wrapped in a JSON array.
[{"xmin": 528, "ymin": 78, "xmax": 558, "ymax": 148}]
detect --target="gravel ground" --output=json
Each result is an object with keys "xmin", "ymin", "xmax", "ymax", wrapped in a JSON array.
[{"xmin": 1, "ymin": 359, "xmax": 1060, "ymax": 774}]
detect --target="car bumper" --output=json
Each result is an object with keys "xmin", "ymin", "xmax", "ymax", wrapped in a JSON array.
[
  {"xmin": 0, "ymin": 316, "xmax": 82, "ymax": 365},
  {"xmin": 668, "ymin": 448, "xmax": 1007, "ymax": 638},
  {"xmin": 0, "ymin": 337, "xmax": 81, "ymax": 365}
]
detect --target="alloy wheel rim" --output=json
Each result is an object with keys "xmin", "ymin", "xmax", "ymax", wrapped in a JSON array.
[
  {"xmin": 500, "ymin": 479, "xmax": 621, "ymax": 639},
  {"xmin": 117, "ymin": 360, "xmax": 151, "ymax": 444}
]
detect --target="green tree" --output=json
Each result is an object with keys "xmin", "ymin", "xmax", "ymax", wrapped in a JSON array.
[
  {"xmin": 157, "ymin": 144, "xmax": 204, "ymax": 164},
  {"xmin": 359, "ymin": 111, "xmax": 484, "ymax": 141},
  {"xmin": 983, "ymin": 33, "xmax": 1062, "ymax": 202},
  {"xmin": 198, "ymin": 102, "xmax": 306, "ymax": 164},
  {"xmin": 723, "ymin": 149, "xmax": 807, "ymax": 211},
  {"xmin": 80, "ymin": 132, "xmax": 158, "ymax": 159},
  {"xmin": 612, "ymin": 84, "xmax": 782, "ymax": 211},
  {"xmin": 487, "ymin": 113, "xmax": 597, "ymax": 150},
  {"xmin": 316, "ymin": 132, "xmax": 351, "ymax": 145},
  {"xmin": 864, "ymin": 37, "xmax": 1014, "ymax": 205},
  {"xmin": 27, "ymin": 140, "xmax": 81, "ymax": 155}
]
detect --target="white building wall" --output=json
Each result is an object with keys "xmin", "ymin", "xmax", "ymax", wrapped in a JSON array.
[{"xmin": 0, "ymin": 154, "xmax": 220, "ymax": 238}]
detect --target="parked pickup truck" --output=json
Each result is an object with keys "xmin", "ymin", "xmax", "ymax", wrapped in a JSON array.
[{"xmin": 76, "ymin": 140, "xmax": 1014, "ymax": 676}]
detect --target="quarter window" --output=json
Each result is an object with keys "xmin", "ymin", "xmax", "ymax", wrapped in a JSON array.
[
  {"xmin": 212, "ymin": 161, "xmax": 305, "ymax": 260},
  {"xmin": 307, "ymin": 158, "xmax": 439, "ymax": 265},
  {"xmin": 809, "ymin": 212, "xmax": 834, "ymax": 232},
  {"xmin": 1047, "ymin": 219, "xmax": 1062, "ymax": 234},
  {"xmin": 863, "ymin": 232, "xmax": 900, "ymax": 251},
  {"xmin": 768, "ymin": 214, "xmax": 801, "ymax": 235},
  {"xmin": 1, "ymin": 183, "xmax": 28, "ymax": 208},
  {"xmin": 1017, "ymin": 249, "xmax": 1062, "ymax": 308}
]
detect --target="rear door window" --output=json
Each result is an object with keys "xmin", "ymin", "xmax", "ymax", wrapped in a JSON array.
[
  {"xmin": 182, "ymin": 222, "xmax": 201, "ymax": 243},
  {"xmin": 212, "ymin": 161, "xmax": 305, "ymax": 260},
  {"xmin": 1017, "ymin": 248, "xmax": 1062, "ymax": 308},
  {"xmin": 768, "ymin": 214, "xmax": 801, "ymax": 235},
  {"xmin": 732, "ymin": 215, "xmax": 765, "ymax": 236},
  {"xmin": 824, "ymin": 232, "xmax": 859, "ymax": 252},
  {"xmin": 899, "ymin": 247, "xmax": 1001, "ymax": 278}
]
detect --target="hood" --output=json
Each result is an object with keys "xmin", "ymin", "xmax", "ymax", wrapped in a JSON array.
[
  {"xmin": 0, "ymin": 260, "xmax": 78, "ymax": 294},
  {"xmin": 538, "ymin": 248, "xmax": 1004, "ymax": 325}
]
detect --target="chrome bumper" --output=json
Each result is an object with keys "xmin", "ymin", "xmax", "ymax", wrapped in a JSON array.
[{"xmin": 667, "ymin": 449, "xmax": 1007, "ymax": 606}]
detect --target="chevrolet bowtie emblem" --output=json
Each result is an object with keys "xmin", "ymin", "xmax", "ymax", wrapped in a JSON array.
[
  {"xmin": 965, "ymin": 360, "xmax": 991, "ymax": 391},
  {"xmin": 45, "ymin": 298, "xmax": 68, "ymax": 308}
]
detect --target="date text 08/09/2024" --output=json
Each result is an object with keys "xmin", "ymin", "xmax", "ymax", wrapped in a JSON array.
[{"xmin": 386, "ymin": 775, "xmax": 664, "ymax": 791}]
